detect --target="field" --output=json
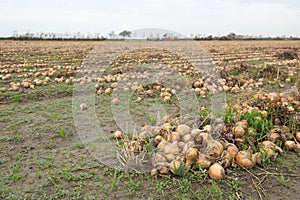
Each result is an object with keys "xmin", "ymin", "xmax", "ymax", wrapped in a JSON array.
[{"xmin": 0, "ymin": 40, "xmax": 300, "ymax": 200}]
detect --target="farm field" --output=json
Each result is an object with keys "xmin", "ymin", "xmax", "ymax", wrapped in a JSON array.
[{"xmin": 0, "ymin": 40, "xmax": 300, "ymax": 199}]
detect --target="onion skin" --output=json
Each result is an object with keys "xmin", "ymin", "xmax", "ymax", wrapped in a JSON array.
[{"xmin": 208, "ymin": 163, "xmax": 225, "ymax": 180}]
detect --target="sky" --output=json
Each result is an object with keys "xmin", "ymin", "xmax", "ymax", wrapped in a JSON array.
[{"xmin": 0, "ymin": 0, "xmax": 300, "ymax": 37}]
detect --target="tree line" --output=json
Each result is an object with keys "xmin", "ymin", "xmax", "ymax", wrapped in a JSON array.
[{"xmin": 0, "ymin": 31, "xmax": 299, "ymax": 41}]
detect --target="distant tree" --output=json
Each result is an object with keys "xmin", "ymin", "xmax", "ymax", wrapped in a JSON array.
[
  {"xmin": 108, "ymin": 31, "xmax": 116, "ymax": 39},
  {"xmin": 12, "ymin": 30, "xmax": 18, "ymax": 38},
  {"xmin": 227, "ymin": 32, "xmax": 236, "ymax": 40},
  {"xmin": 119, "ymin": 30, "xmax": 131, "ymax": 39}
]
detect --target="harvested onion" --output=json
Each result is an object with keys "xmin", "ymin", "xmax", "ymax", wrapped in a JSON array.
[
  {"xmin": 113, "ymin": 130, "xmax": 122, "ymax": 139},
  {"xmin": 296, "ymin": 132, "xmax": 300, "ymax": 142},
  {"xmin": 208, "ymin": 163, "xmax": 225, "ymax": 180},
  {"xmin": 232, "ymin": 126, "xmax": 245, "ymax": 137},
  {"xmin": 177, "ymin": 124, "xmax": 191, "ymax": 136},
  {"xmin": 284, "ymin": 141, "xmax": 295, "ymax": 150},
  {"xmin": 236, "ymin": 149, "xmax": 256, "ymax": 168}
]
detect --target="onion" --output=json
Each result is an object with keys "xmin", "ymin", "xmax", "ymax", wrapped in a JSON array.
[
  {"xmin": 164, "ymin": 96, "xmax": 171, "ymax": 102},
  {"xmin": 197, "ymin": 154, "xmax": 211, "ymax": 169},
  {"xmin": 154, "ymin": 135, "xmax": 163, "ymax": 145},
  {"xmin": 182, "ymin": 134, "xmax": 192, "ymax": 143},
  {"xmin": 232, "ymin": 126, "xmax": 245, "ymax": 137},
  {"xmin": 186, "ymin": 148, "xmax": 198, "ymax": 162},
  {"xmin": 164, "ymin": 142, "xmax": 180, "ymax": 155},
  {"xmin": 157, "ymin": 140, "xmax": 169, "ymax": 149},
  {"xmin": 236, "ymin": 120, "xmax": 248, "ymax": 130},
  {"xmin": 284, "ymin": 140, "xmax": 295, "ymax": 150},
  {"xmin": 206, "ymin": 140, "xmax": 224, "ymax": 159},
  {"xmin": 169, "ymin": 132, "xmax": 180, "ymax": 142},
  {"xmin": 161, "ymin": 123, "xmax": 171, "ymax": 131},
  {"xmin": 159, "ymin": 166, "xmax": 169, "ymax": 175},
  {"xmin": 236, "ymin": 149, "xmax": 255, "ymax": 168},
  {"xmin": 295, "ymin": 132, "xmax": 300, "ymax": 142},
  {"xmin": 151, "ymin": 152, "xmax": 167, "ymax": 169},
  {"xmin": 203, "ymin": 125, "xmax": 213, "ymax": 133},
  {"xmin": 191, "ymin": 129, "xmax": 201, "ymax": 137},
  {"xmin": 113, "ymin": 130, "xmax": 123, "ymax": 139},
  {"xmin": 293, "ymin": 143, "xmax": 300, "ymax": 153},
  {"xmin": 260, "ymin": 141, "xmax": 283, "ymax": 156},
  {"xmin": 177, "ymin": 124, "xmax": 191, "ymax": 136},
  {"xmin": 268, "ymin": 132, "xmax": 280, "ymax": 142},
  {"xmin": 208, "ymin": 163, "xmax": 225, "ymax": 180},
  {"xmin": 222, "ymin": 143, "xmax": 239, "ymax": 165}
]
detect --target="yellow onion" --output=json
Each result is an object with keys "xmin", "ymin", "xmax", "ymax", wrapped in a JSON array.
[
  {"xmin": 169, "ymin": 132, "xmax": 180, "ymax": 142},
  {"xmin": 206, "ymin": 139, "xmax": 224, "ymax": 159},
  {"xmin": 252, "ymin": 152, "xmax": 262, "ymax": 165},
  {"xmin": 226, "ymin": 143, "xmax": 239, "ymax": 157},
  {"xmin": 293, "ymin": 143, "xmax": 300, "ymax": 153},
  {"xmin": 232, "ymin": 126, "xmax": 245, "ymax": 137},
  {"xmin": 162, "ymin": 123, "xmax": 171, "ymax": 132},
  {"xmin": 260, "ymin": 141, "xmax": 283, "ymax": 156},
  {"xmin": 154, "ymin": 135, "xmax": 163, "ymax": 145},
  {"xmin": 182, "ymin": 134, "xmax": 192, "ymax": 143},
  {"xmin": 159, "ymin": 166, "xmax": 169, "ymax": 175},
  {"xmin": 268, "ymin": 132, "xmax": 280, "ymax": 142},
  {"xmin": 236, "ymin": 149, "xmax": 256, "ymax": 168},
  {"xmin": 186, "ymin": 148, "xmax": 198, "ymax": 162},
  {"xmin": 164, "ymin": 96, "xmax": 171, "ymax": 102},
  {"xmin": 113, "ymin": 130, "xmax": 123, "ymax": 139},
  {"xmin": 181, "ymin": 141, "xmax": 195, "ymax": 154},
  {"xmin": 203, "ymin": 125, "xmax": 213, "ymax": 133},
  {"xmin": 165, "ymin": 154, "xmax": 175, "ymax": 162},
  {"xmin": 208, "ymin": 163, "xmax": 225, "ymax": 180},
  {"xmin": 164, "ymin": 141, "xmax": 180, "ymax": 155},
  {"xmin": 151, "ymin": 152, "xmax": 167, "ymax": 169},
  {"xmin": 178, "ymin": 141, "xmax": 185, "ymax": 148},
  {"xmin": 236, "ymin": 120, "xmax": 248, "ymax": 130},
  {"xmin": 191, "ymin": 129, "xmax": 201, "ymax": 137},
  {"xmin": 295, "ymin": 132, "xmax": 300, "ymax": 142},
  {"xmin": 157, "ymin": 140, "xmax": 169, "ymax": 149},
  {"xmin": 197, "ymin": 154, "xmax": 211, "ymax": 169},
  {"xmin": 221, "ymin": 143, "xmax": 239, "ymax": 166},
  {"xmin": 284, "ymin": 140, "xmax": 296, "ymax": 150},
  {"xmin": 177, "ymin": 124, "xmax": 191, "ymax": 136}
]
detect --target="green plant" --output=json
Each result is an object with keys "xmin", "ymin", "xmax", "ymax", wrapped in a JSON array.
[
  {"xmin": 59, "ymin": 128, "xmax": 66, "ymax": 137},
  {"xmin": 14, "ymin": 94, "xmax": 21, "ymax": 102},
  {"xmin": 145, "ymin": 138, "xmax": 160, "ymax": 155},
  {"xmin": 276, "ymin": 175, "xmax": 290, "ymax": 187},
  {"xmin": 172, "ymin": 162, "xmax": 186, "ymax": 177}
]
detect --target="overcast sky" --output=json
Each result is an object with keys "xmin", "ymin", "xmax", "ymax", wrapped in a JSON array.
[{"xmin": 1, "ymin": 0, "xmax": 300, "ymax": 37}]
